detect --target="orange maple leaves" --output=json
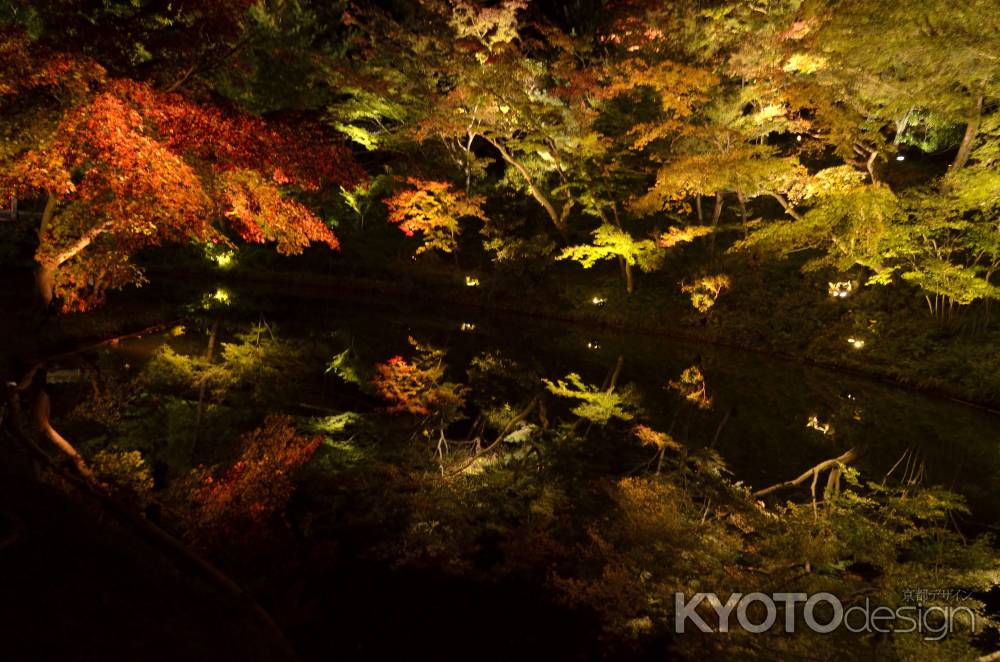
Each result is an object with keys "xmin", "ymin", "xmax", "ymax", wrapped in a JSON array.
[
  {"xmin": 221, "ymin": 170, "xmax": 340, "ymax": 253},
  {"xmin": 385, "ymin": 178, "xmax": 486, "ymax": 254},
  {"xmin": 1, "ymin": 30, "xmax": 363, "ymax": 310},
  {"xmin": 371, "ymin": 340, "xmax": 468, "ymax": 418},
  {"xmin": 175, "ymin": 415, "xmax": 322, "ymax": 548}
]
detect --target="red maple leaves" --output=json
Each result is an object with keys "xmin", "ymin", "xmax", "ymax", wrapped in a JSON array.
[
  {"xmin": 115, "ymin": 80, "xmax": 364, "ymax": 192},
  {"xmin": 173, "ymin": 415, "xmax": 322, "ymax": 549},
  {"xmin": 221, "ymin": 170, "xmax": 341, "ymax": 253},
  {"xmin": 1, "ymin": 30, "xmax": 363, "ymax": 310},
  {"xmin": 0, "ymin": 28, "xmax": 105, "ymax": 98}
]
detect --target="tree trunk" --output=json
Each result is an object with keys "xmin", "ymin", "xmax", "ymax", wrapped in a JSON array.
[
  {"xmin": 33, "ymin": 217, "xmax": 113, "ymax": 311},
  {"xmin": 464, "ymin": 131, "xmax": 475, "ymax": 195},
  {"xmin": 35, "ymin": 261, "xmax": 57, "ymax": 310},
  {"xmin": 865, "ymin": 150, "xmax": 880, "ymax": 185},
  {"xmin": 34, "ymin": 195, "xmax": 60, "ymax": 310},
  {"xmin": 33, "ymin": 386, "xmax": 96, "ymax": 482},
  {"xmin": 737, "ymin": 191, "xmax": 748, "ymax": 238},
  {"xmin": 38, "ymin": 194, "xmax": 57, "ymax": 239},
  {"xmin": 481, "ymin": 135, "xmax": 568, "ymax": 238},
  {"xmin": 949, "ymin": 95, "xmax": 984, "ymax": 175},
  {"xmin": 603, "ymin": 204, "xmax": 634, "ymax": 294},
  {"xmin": 712, "ymin": 191, "xmax": 725, "ymax": 226},
  {"xmin": 893, "ymin": 108, "xmax": 913, "ymax": 145},
  {"xmin": 709, "ymin": 191, "xmax": 724, "ymax": 261}
]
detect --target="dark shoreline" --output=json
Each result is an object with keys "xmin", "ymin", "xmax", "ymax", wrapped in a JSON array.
[{"xmin": 157, "ymin": 264, "xmax": 1000, "ymax": 417}]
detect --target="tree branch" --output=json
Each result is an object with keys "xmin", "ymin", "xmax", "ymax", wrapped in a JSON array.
[
  {"xmin": 445, "ymin": 393, "xmax": 541, "ymax": 477},
  {"xmin": 753, "ymin": 447, "xmax": 862, "ymax": 498},
  {"xmin": 765, "ymin": 191, "xmax": 803, "ymax": 221},
  {"xmin": 480, "ymin": 135, "xmax": 567, "ymax": 236},
  {"xmin": 45, "ymin": 220, "xmax": 114, "ymax": 268}
]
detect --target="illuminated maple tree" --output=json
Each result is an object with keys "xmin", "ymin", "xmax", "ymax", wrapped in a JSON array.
[
  {"xmin": 385, "ymin": 178, "xmax": 487, "ymax": 255},
  {"xmin": 331, "ymin": 1, "xmax": 610, "ymax": 239},
  {"xmin": 680, "ymin": 274, "xmax": 731, "ymax": 315},
  {"xmin": 0, "ymin": 31, "xmax": 362, "ymax": 310},
  {"xmin": 558, "ymin": 224, "xmax": 712, "ymax": 294},
  {"xmin": 170, "ymin": 415, "xmax": 322, "ymax": 549},
  {"xmin": 372, "ymin": 338, "xmax": 468, "ymax": 420}
]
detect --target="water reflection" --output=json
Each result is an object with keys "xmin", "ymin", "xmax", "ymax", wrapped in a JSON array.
[
  {"xmin": 12, "ymin": 284, "xmax": 999, "ymax": 658},
  {"xmin": 32, "ymin": 285, "xmax": 998, "ymax": 529}
]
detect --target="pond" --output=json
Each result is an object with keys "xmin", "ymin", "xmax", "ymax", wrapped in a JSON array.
[{"xmin": 17, "ymin": 280, "xmax": 1000, "ymax": 660}]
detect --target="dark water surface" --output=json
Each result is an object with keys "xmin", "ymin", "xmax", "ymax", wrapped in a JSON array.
[
  {"xmin": 10, "ymin": 280, "xmax": 1000, "ymax": 659},
  {"xmin": 148, "ymin": 283, "xmax": 1000, "ymax": 522}
]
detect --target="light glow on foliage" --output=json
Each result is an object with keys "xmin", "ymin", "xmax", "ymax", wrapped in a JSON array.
[
  {"xmin": 449, "ymin": 0, "xmax": 527, "ymax": 56},
  {"xmin": 386, "ymin": 178, "xmax": 487, "ymax": 255},
  {"xmin": 828, "ymin": 281, "xmax": 853, "ymax": 298},
  {"xmin": 657, "ymin": 225, "xmax": 715, "ymax": 248},
  {"xmin": 372, "ymin": 337, "xmax": 468, "ymax": 420},
  {"xmin": 782, "ymin": 53, "xmax": 827, "ymax": 74},
  {"xmin": 667, "ymin": 366, "xmax": 712, "ymax": 409},
  {"xmin": 198, "ymin": 288, "xmax": 232, "ymax": 308},
  {"xmin": 205, "ymin": 247, "xmax": 236, "ymax": 269},
  {"xmin": 634, "ymin": 424, "xmax": 683, "ymax": 452},
  {"xmin": 542, "ymin": 372, "xmax": 635, "ymax": 424},
  {"xmin": 806, "ymin": 416, "xmax": 833, "ymax": 435},
  {"xmin": 558, "ymin": 224, "xmax": 709, "ymax": 293},
  {"xmin": 681, "ymin": 275, "xmax": 731, "ymax": 313}
]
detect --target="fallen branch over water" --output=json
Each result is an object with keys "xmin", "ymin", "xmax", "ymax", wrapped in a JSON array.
[
  {"xmin": 444, "ymin": 393, "xmax": 542, "ymax": 478},
  {"xmin": 753, "ymin": 447, "xmax": 863, "ymax": 499}
]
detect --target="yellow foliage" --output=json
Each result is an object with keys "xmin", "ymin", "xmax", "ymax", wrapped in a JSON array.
[
  {"xmin": 667, "ymin": 366, "xmax": 712, "ymax": 409},
  {"xmin": 633, "ymin": 424, "xmax": 684, "ymax": 452},
  {"xmin": 386, "ymin": 178, "xmax": 487, "ymax": 255},
  {"xmin": 782, "ymin": 53, "xmax": 827, "ymax": 74},
  {"xmin": 92, "ymin": 449, "xmax": 154, "ymax": 505},
  {"xmin": 657, "ymin": 225, "xmax": 713, "ymax": 248},
  {"xmin": 680, "ymin": 274, "xmax": 731, "ymax": 313}
]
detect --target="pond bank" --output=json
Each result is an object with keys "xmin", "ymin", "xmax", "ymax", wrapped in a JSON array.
[{"xmin": 143, "ymin": 263, "xmax": 1000, "ymax": 416}]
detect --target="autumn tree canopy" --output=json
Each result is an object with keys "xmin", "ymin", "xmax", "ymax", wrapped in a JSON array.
[
  {"xmin": 0, "ymin": 17, "xmax": 362, "ymax": 310},
  {"xmin": 2, "ymin": 0, "xmax": 998, "ymax": 315}
]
